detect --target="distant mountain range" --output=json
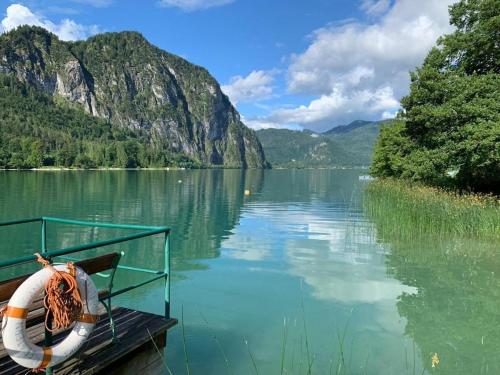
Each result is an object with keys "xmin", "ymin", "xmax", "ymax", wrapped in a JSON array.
[
  {"xmin": 0, "ymin": 26, "xmax": 389, "ymax": 170},
  {"xmin": 323, "ymin": 120, "xmax": 374, "ymax": 135},
  {"xmin": 256, "ymin": 120, "xmax": 390, "ymax": 168}
]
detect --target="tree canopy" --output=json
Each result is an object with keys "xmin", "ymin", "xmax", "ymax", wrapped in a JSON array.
[{"xmin": 371, "ymin": 0, "xmax": 500, "ymax": 193}]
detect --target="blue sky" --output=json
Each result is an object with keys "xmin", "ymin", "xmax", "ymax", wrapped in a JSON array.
[{"xmin": 0, "ymin": 0, "xmax": 456, "ymax": 131}]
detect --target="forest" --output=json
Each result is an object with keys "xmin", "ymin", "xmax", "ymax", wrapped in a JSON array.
[
  {"xmin": 0, "ymin": 73, "xmax": 201, "ymax": 169},
  {"xmin": 370, "ymin": 0, "xmax": 499, "ymax": 193}
]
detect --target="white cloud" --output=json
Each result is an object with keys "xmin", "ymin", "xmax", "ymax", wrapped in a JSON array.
[
  {"xmin": 1, "ymin": 4, "xmax": 99, "ymax": 41},
  {"xmin": 245, "ymin": 85, "xmax": 399, "ymax": 131},
  {"xmin": 288, "ymin": 0, "xmax": 455, "ymax": 97},
  {"xmin": 382, "ymin": 110, "xmax": 397, "ymax": 119},
  {"xmin": 241, "ymin": 116, "xmax": 302, "ymax": 131},
  {"xmin": 360, "ymin": 0, "xmax": 392, "ymax": 16},
  {"xmin": 248, "ymin": 0, "xmax": 456, "ymax": 131},
  {"xmin": 266, "ymin": 86, "xmax": 400, "ymax": 130},
  {"xmin": 158, "ymin": 0, "xmax": 234, "ymax": 11},
  {"xmin": 221, "ymin": 70, "xmax": 276, "ymax": 104}
]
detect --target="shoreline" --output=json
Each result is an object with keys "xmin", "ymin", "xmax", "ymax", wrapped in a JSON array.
[
  {"xmin": 0, "ymin": 166, "xmax": 370, "ymax": 171},
  {"xmin": 0, "ymin": 167, "xmax": 187, "ymax": 171}
]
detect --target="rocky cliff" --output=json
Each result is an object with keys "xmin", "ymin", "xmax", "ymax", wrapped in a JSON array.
[{"xmin": 0, "ymin": 26, "xmax": 266, "ymax": 168}]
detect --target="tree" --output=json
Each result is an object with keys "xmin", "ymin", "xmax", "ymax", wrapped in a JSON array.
[
  {"xmin": 123, "ymin": 140, "xmax": 141, "ymax": 168},
  {"xmin": 371, "ymin": 0, "xmax": 500, "ymax": 193},
  {"xmin": 26, "ymin": 140, "xmax": 44, "ymax": 168},
  {"xmin": 74, "ymin": 154, "xmax": 96, "ymax": 169}
]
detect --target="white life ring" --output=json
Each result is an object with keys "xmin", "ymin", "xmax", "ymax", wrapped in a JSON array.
[{"xmin": 1, "ymin": 264, "xmax": 99, "ymax": 369}]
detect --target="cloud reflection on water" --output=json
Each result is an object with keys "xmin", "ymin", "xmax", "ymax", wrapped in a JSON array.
[{"xmin": 221, "ymin": 201, "xmax": 417, "ymax": 304}]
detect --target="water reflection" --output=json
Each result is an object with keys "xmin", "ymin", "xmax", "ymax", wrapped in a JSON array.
[
  {"xmin": 222, "ymin": 196, "xmax": 416, "ymax": 304},
  {"xmin": 367, "ymin": 192, "xmax": 500, "ymax": 374},
  {"xmin": 0, "ymin": 170, "xmax": 262, "ymax": 270},
  {"xmin": 209, "ymin": 170, "xmax": 422, "ymax": 374}
]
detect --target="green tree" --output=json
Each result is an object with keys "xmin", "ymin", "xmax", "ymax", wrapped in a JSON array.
[
  {"xmin": 74, "ymin": 154, "xmax": 96, "ymax": 169},
  {"xmin": 115, "ymin": 143, "xmax": 128, "ymax": 168},
  {"xmin": 371, "ymin": 0, "xmax": 500, "ymax": 193},
  {"xmin": 26, "ymin": 140, "xmax": 44, "ymax": 168},
  {"xmin": 123, "ymin": 140, "xmax": 141, "ymax": 168},
  {"xmin": 8, "ymin": 153, "xmax": 25, "ymax": 169},
  {"xmin": 56, "ymin": 143, "xmax": 78, "ymax": 167}
]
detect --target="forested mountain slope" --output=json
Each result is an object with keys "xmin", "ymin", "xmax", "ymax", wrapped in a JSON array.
[
  {"xmin": 0, "ymin": 26, "xmax": 266, "ymax": 168},
  {"xmin": 256, "ymin": 120, "xmax": 385, "ymax": 168}
]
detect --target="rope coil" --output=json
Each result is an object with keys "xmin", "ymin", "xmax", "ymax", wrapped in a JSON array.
[
  {"xmin": 34, "ymin": 253, "xmax": 83, "ymax": 332},
  {"xmin": 1, "ymin": 254, "xmax": 95, "ymax": 374}
]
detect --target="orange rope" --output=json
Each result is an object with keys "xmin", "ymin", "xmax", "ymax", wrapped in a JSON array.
[
  {"xmin": 34, "ymin": 253, "xmax": 83, "ymax": 332},
  {"xmin": 28, "ymin": 367, "xmax": 46, "ymax": 374}
]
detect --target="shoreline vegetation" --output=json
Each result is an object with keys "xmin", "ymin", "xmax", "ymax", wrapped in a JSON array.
[
  {"xmin": 0, "ymin": 166, "xmax": 368, "ymax": 171},
  {"xmin": 365, "ymin": 1, "xmax": 499, "ymax": 244},
  {"xmin": 364, "ymin": 179, "xmax": 499, "ymax": 240},
  {"xmin": 1, "ymin": 167, "xmax": 189, "ymax": 171}
]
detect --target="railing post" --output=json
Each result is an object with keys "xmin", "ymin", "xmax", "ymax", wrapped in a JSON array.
[
  {"xmin": 41, "ymin": 219, "xmax": 53, "ymax": 375},
  {"xmin": 41, "ymin": 218, "xmax": 47, "ymax": 254},
  {"xmin": 164, "ymin": 231, "xmax": 170, "ymax": 319}
]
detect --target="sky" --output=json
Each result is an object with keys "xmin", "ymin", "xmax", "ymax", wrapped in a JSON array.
[{"xmin": 0, "ymin": 0, "xmax": 457, "ymax": 132}]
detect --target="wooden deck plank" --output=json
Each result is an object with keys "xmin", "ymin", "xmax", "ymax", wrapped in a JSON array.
[{"xmin": 0, "ymin": 307, "xmax": 177, "ymax": 375}]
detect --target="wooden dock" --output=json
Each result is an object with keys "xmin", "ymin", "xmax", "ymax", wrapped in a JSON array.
[
  {"xmin": 0, "ymin": 307, "xmax": 177, "ymax": 374},
  {"xmin": 0, "ymin": 218, "xmax": 177, "ymax": 375}
]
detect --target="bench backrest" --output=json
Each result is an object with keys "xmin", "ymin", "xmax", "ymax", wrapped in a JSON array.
[{"xmin": 0, "ymin": 252, "xmax": 120, "ymax": 304}]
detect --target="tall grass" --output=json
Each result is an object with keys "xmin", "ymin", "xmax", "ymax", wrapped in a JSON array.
[
  {"xmin": 199, "ymin": 310, "xmax": 233, "ymax": 375},
  {"xmin": 364, "ymin": 179, "xmax": 499, "ymax": 240},
  {"xmin": 147, "ymin": 328, "xmax": 174, "ymax": 375},
  {"xmin": 245, "ymin": 337, "xmax": 260, "ymax": 375},
  {"xmin": 181, "ymin": 306, "xmax": 191, "ymax": 375},
  {"xmin": 280, "ymin": 317, "xmax": 288, "ymax": 375},
  {"xmin": 300, "ymin": 290, "xmax": 314, "ymax": 375},
  {"xmin": 177, "ymin": 305, "xmax": 425, "ymax": 375}
]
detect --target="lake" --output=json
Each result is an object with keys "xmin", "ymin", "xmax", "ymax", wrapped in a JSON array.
[{"xmin": 0, "ymin": 169, "xmax": 498, "ymax": 374}]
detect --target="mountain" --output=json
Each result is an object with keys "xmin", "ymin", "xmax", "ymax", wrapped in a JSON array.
[
  {"xmin": 324, "ymin": 120, "xmax": 384, "ymax": 163},
  {"xmin": 256, "ymin": 120, "xmax": 386, "ymax": 168},
  {"xmin": 323, "ymin": 120, "xmax": 373, "ymax": 135},
  {"xmin": 0, "ymin": 26, "xmax": 266, "ymax": 168}
]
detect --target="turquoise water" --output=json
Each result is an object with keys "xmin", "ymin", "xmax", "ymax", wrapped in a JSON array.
[{"xmin": 0, "ymin": 170, "xmax": 498, "ymax": 374}]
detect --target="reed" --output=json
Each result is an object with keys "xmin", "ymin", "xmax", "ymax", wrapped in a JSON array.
[
  {"xmin": 180, "ymin": 307, "xmax": 423, "ymax": 374},
  {"xmin": 146, "ymin": 328, "xmax": 174, "ymax": 375},
  {"xmin": 199, "ymin": 310, "xmax": 233, "ymax": 375},
  {"xmin": 300, "ymin": 284, "xmax": 314, "ymax": 375},
  {"xmin": 181, "ymin": 305, "xmax": 191, "ymax": 375},
  {"xmin": 280, "ymin": 317, "xmax": 288, "ymax": 375},
  {"xmin": 244, "ymin": 337, "xmax": 260, "ymax": 375},
  {"xmin": 364, "ymin": 179, "xmax": 499, "ymax": 240}
]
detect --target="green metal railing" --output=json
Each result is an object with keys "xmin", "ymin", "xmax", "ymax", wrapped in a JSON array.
[{"xmin": 0, "ymin": 216, "xmax": 171, "ymax": 373}]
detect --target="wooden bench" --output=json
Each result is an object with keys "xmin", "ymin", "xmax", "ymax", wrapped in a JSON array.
[{"xmin": 0, "ymin": 253, "xmax": 121, "ymax": 334}]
